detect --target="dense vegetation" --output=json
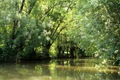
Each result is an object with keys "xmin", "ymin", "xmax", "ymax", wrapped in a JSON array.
[{"xmin": 0, "ymin": 0, "xmax": 120, "ymax": 65}]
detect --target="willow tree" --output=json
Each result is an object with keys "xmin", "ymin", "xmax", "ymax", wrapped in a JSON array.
[
  {"xmin": 68, "ymin": 0, "xmax": 120, "ymax": 65},
  {"xmin": 0, "ymin": 0, "xmax": 77, "ymax": 61}
]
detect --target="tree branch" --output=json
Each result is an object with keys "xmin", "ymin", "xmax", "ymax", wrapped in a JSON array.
[
  {"xmin": 27, "ymin": 0, "xmax": 37, "ymax": 15},
  {"xmin": 40, "ymin": 2, "xmax": 60, "ymax": 21},
  {"xmin": 51, "ymin": 1, "xmax": 73, "ymax": 38},
  {"xmin": 51, "ymin": 17, "xmax": 64, "ymax": 37},
  {"xmin": 11, "ymin": 0, "xmax": 26, "ymax": 39},
  {"xmin": 51, "ymin": 26, "xmax": 66, "ymax": 45},
  {"xmin": 19, "ymin": 0, "xmax": 25, "ymax": 13},
  {"xmin": 12, "ymin": 19, "xmax": 18, "ymax": 39}
]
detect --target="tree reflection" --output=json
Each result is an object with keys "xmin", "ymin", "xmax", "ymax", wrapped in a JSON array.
[
  {"xmin": 0, "ymin": 59, "xmax": 120, "ymax": 80},
  {"xmin": 34, "ymin": 65, "xmax": 42, "ymax": 75},
  {"xmin": 49, "ymin": 60, "xmax": 57, "ymax": 78}
]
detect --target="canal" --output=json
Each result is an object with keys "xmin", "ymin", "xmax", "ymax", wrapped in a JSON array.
[{"xmin": 0, "ymin": 59, "xmax": 120, "ymax": 80}]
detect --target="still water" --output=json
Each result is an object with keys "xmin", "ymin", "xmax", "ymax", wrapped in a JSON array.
[{"xmin": 0, "ymin": 59, "xmax": 120, "ymax": 80}]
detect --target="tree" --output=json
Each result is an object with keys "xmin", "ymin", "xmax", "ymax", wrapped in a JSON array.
[
  {"xmin": 0, "ymin": 0, "xmax": 77, "ymax": 61},
  {"xmin": 69, "ymin": 0, "xmax": 120, "ymax": 65}
]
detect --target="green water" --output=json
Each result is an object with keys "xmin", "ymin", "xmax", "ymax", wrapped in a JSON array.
[{"xmin": 0, "ymin": 59, "xmax": 120, "ymax": 80}]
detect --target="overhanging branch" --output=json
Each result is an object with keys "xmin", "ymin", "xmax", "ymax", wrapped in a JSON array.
[{"xmin": 19, "ymin": 0, "xmax": 25, "ymax": 13}]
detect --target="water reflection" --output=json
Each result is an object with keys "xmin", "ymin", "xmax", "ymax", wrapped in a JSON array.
[{"xmin": 0, "ymin": 59, "xmax": 120, "ymax": 80}]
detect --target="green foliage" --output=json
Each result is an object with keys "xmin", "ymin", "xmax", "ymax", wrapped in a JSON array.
[
  {"xmin": 0, "ymin": 0, "xmax": 119, "ymax": 65},
  {"xmin": 70, "ymin": 0, "xmax": 120, "ymax": 65},
  {"xmin": 0, "ymin": 0, "xmax": 76, "ymax": 61}
]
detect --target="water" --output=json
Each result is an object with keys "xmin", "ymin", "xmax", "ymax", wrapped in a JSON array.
[{"xmin": 0, "ymin": 59, "xmax": 120, "ymax": 80}]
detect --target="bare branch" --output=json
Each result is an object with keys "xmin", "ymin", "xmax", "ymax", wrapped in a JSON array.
[{"xmin": 19, "ymin": 0, "xmax": 25, "ymax": 13}]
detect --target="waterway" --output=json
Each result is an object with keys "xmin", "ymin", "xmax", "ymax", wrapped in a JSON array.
[{"xmin": 0, "ymin": 59, "xmax": 120, "ymax": 80}]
